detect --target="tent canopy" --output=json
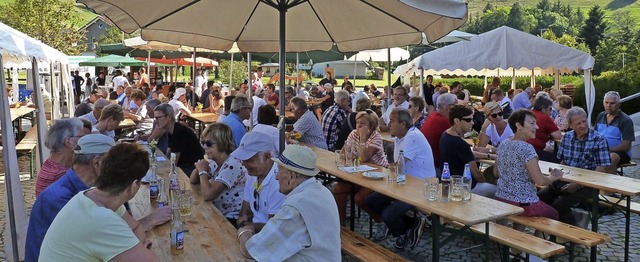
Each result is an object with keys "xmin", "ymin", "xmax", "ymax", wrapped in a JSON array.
[
  {"xmin": 0, "ymin": 22, "xmax": 68, "ymax": 66},
  {"xmin": 79, "ymin": 54, "xmax": 148, "ymax": 67}
]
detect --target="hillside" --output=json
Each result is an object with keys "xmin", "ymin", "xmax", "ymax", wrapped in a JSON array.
[
  {"xmin": 0, "ymin": 0, "xmax": 98, "ymax": 28},
  {"xmin": 468, "ymin": 0, "xmax": 640, "ymax": 21}
]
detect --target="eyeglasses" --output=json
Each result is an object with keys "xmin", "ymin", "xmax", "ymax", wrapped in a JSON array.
[
  {"xmin": 253, "ymin": 188, "xmax": 260, "ymax": 211},
  {"xmin": 461, "ymin": 117, "xmax": 473, "ymax": 123},
  {"xmin": 489, "ymin": 112, "xmax": 503, "ymax": 118},
  {"xmin": 154, "ymin": 115, "xmax": 167, "ymax": 120},
  {"xmin": 200, "ymin": 140, "xmax": 217, "ymax": 148}
]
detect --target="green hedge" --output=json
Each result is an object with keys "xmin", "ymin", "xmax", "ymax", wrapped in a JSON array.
[
  {"xmin": 574, "ymin": 71, "xmax": 640, "ymax": 121},
  {"xmin": 433, "ymin": 76, "xmax": 583, "ymax": 96}
]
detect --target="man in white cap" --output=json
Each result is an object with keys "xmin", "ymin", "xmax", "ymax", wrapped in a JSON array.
[
  {"xmin": 168, "ymin": 87, "xmax": 192, "ymax": 120},
  {"xmin": 233, "ymin": 132, "xmax": 286, "ymax": 232},
  {"xmin": 25, "ymin": 135, "xmax": 171, "ymax": 261},
  {"xmin": 238, "ymin": 145, "xmax": 340, "ymax": 261}
]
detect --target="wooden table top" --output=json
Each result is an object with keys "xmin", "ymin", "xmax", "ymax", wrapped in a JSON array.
[
  {"xmin": 118, "ymin": 118, "xmax": 136, "ymax": 129},
  {"xmin": 129, "ymin": 150, "xmax": 246, "ymax": 261},
  {"xmin": 306, "ymin": 99, "xmax": 322, "ymax": 106},
  {"xmin": 187, "ymin": 113, "xmax": 220, "ymax": 124},
  {"xmin": 276, "ymin": 110, "xmax": 296, "ymax": 119},
  {"xmin": 10, "ymin": 107, "xmax": 35, "ymax": 122},
  {"xmin": 310, "ymin": 147, "xmax": 523, "ymax": 226},
  {"xmin": 380, "ymin": 131, "xmax": 393, "ymax": 143}
]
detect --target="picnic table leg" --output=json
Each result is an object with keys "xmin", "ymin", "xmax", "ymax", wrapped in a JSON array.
[
  {"xmin": 590, "ymin": 189, "xmax": 599, "ymax": 262},
  {"xmin": 349, "ymin": 187, "xmax": 356, "ymax": 231},
  {"xmin": 432, "ymin": 214, "xmax": 441, "ymax": 262},
  {"xmin": 483, "ymin": 222, "xmax": 490, "ymax": 262},
  {"xmin": 624, "ymin": 195, "xmax": 631, "ymax": 262}
]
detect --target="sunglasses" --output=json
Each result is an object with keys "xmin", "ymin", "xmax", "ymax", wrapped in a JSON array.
[
  {"xmin": 461, "ymin": 117, "xmax": 473, "ymax": 123},
  {"xmin": 200, "ymin": 140, "xmax": 217, "ymax": 147},
  {"xmin": 489, "ymin": 112, "xmax": 503, "ymax": 118},
  {"xmin": 253, "ymin": 188, "xmax": 260, "ymax": 212}
]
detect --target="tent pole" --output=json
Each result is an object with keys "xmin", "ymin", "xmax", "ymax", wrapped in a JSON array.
[
  {"xmin": 278, "ymin": 3, "xmax": 286, "ymax": 155},
  {"xmin": 192, "ymin": 48, "xmax": 197, "ymax": 108},
  {"xmin": 511, "ymin": 68, "xmax": 516, "ymax": 90},
  {"xmin": 387, "ymin": 48, "xmax": 391, "ymax": 103},
  {"xmin": 230, "ymin": 53, "xmax": 234, "ymax": 88},
  {"xmin": 247, "ymin": 53, "xmax": 253, "ymax": 131},
  {"xmin": 147, "ymin": 50, "xmax": 151, "ymax": 81},
  {"xmin": 296, "ymin": 53, "xmax": 299, "ymax": 89},
  {"xmin": 419, "ymin": 69, "xmax": 424, "ymax": 98},
  {"xmin": 353, "ymin": 54, "xmax": 357, "ymax": 87}
]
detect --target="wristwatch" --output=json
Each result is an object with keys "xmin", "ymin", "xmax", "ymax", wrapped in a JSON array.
[{"xmin": 198, "ymin": 170, "xmax": 209, "ymax": 177}]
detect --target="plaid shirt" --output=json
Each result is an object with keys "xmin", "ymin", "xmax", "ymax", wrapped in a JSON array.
[
  {"xmin": 294, "ymin": 110, "xmax": 328, "ymax": 149},
  {"xmin": 558, "ymin": 129, "xmax": 611, "ymax": 170},
  {"xmin": 321, "ymin": 105, "xmax": 347, "ymax": 151}
]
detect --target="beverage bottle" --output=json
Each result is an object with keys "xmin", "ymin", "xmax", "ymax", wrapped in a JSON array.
[
  {"xmin": 169, "ymin": 207, "xmax": 185, "ymax": 255},
  {"xmin": 149, "ymin": 162, "xmax": 159, "ymax": 199},
  {"xmin": 441, "ymin": 162, "xmax": 451, "ymax": 202},
  {"xmin": 156, "ymin": 178, "xmax": 168, "ymax": 208},
  {"xmin": 168, "ymin": 153, "xmax": 180, "ymax": 208},
  {"xmin": 396, "ymin": 150, "xmax": 406, "ymax": 185},
  {"xmin": 462, "ymin": 163, "xmax": 472, "ymax": 201}
]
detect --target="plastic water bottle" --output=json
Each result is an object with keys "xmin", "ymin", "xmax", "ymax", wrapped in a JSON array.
[
  {"xmin": 156, "ymin": 178, "xmax": 168, "ymax": 208},
  {"xmin": 168, "ymin": 153, "xmax": 180, "ymax": 209},
  {"xmin": 170, "ymin": 207, "xmax": 185, "ymax": 254},
  {"xmin": 441, "ymin": 163, "xmax": 451, "ymax": 202},
  {"xmin": 396, "ymin": 150, "xmax": 406, "ymax": 185},
  {"xmin": 462, "ymin": 164, "xmax": 472, "ymax": 201},
  {"xmin": 149, "ymin": 162, "xmax": 159, "ymax": 199}
]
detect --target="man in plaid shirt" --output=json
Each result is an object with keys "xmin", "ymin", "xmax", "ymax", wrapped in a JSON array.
[
  {"xmin": 538, "ymin": 107, "xmax": 611, "ymax": 226},
  {"xmin": 321, "ymin": 90, "xmax": 352, "ymax": 151}
]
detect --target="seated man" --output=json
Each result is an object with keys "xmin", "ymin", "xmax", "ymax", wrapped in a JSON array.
[
  {"xmin": 221, "ymin": 96, "xmax": 252, "ymax": 147},
  {"xmin": 538, "ymin": 107, "xmax": 611, "ymax": 227},
  {"xmin": 233, "ymin": 132, "xmax": 286, "ymax": 232},
  {"xmin": 290, "ymin": 97, "xmax": 328, "ymax": 149},
  {"xmin": 92, "ymin": 103, "xmax": 125, "ymax": 139},
  {"xmin": 168, "ymin": 87, "xmax": 192, "ymax": 120},
  {"xmin": 321, "ymin": 90, "xmax": 351, "ymax": 151},
  {"xmin": 153, "ymin": 104, "xmax": 203, "ymax": 175},
  {"xmin": 595, "ymin": 91, "xmax": 635, "ymax": 174},
  {"xmin": 79, "ymin": 98, "xmax": 110, "ymax": 126},
  {"xmin": 39, "ymin": 143, "xmax": 157, "ymax": 261},
  {"xmin": 366, "ymin": 108, "xmax": 435, "ymax": 249},
  {"xmin": 25, "ymin": 135, "xmax": 170, "ymax": 261},
  {"xmin": 379, "ymin": 86, "xmax": 409, "ymax": 132},
  {"xmin": 238, "ymin": 145, "xmax": 340, "ymax": 261},
  {"xmin": 74, "ymin": 89, "xmax": 104, "ymax": 117}
]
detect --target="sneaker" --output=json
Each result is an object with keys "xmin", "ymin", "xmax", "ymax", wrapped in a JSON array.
[
  {"xmin": 394, "ymin": 234, "xmax": 408, "ymax": 249},
  {"xmin": 372, "ymin": 223, "xmax": 389, "ymax": 242},
  {"xmin": 408, "ymin": 217, "xmax": 426, "ymax": 248}
]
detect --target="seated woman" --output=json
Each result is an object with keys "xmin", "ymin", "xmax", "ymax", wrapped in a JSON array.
[
  {"xmin": 238, "ymin": 145, "xmax": 340, "ymax": 261},
  {"xmin": 494, "ymin": 109, "xmax": 563, "ymax": 222},
  {"xmin": 333, "ymin": 110, "xmax": 388, "ymax": 226},
  {"xmin": 475, "ymin": 102, "xmax": 514, "ymax": 153},
  {"xmin": 440, "ymin": 105, "xmax": 496, "ymax": 198},
  {"xmin": 190, "ymin": 123, "xmax": 247, "ymax": 225},
  {"xmin": 528, "ymin": 97, "xmax": 562, "ymax": 163},
  {"xmin": 408, "ymin": 96, "xmax": 427, "ymax": 129},
  {"xmin": 205, "ymin": 85, "xmax": 224, "ymax": 114},
  {"xmin": 553, "ymin": 95, "xmax": 573, "ymax": 132}
]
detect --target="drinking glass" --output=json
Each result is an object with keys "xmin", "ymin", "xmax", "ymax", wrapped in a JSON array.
[
  {"xmin": 179, "ymin": 190, "xmax": 193, "ymax": 217},
  {"xmin": 450, "ymin": 176, "xmax": 463, "ymax": 202},
  {"xmin": 387, "ymin": 163, "xmax": 397, "ymax": 184},
  {"xmin": 424, "ymin": 177, "xmax": 440, "ymax": 201},
  {"xmin": 335, "ymin": 150, "xmax": 345, "ymax": 167}
]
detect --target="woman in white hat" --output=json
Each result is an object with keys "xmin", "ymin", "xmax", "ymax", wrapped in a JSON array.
[{"xmin": 237, "ymin": 145, "xmax": 340, "ymax": 261}]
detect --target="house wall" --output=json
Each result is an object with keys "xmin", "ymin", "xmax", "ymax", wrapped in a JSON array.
[
  {"xmin": 82, "ymin": 19, "xmax": 111, "ymax": 56},
  {"xmin": 312, "ymin": 61, "xmax": 367, "ymax": 79}
]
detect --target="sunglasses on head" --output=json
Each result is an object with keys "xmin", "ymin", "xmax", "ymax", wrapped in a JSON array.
[
  {"xmin": 489, "ymin": 112, "xmax": 503, "ymax": 118},
  {"xmin": 200, "ymin": 140, "xmax": 217, "ymax": 147}
]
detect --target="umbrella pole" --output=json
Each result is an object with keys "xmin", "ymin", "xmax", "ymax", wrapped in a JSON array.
[
  {"xmin": 192, "ymin": 49, "xmax": 197, "ymax": 108},
  {"xmin": 247, "ymin": 53, "xmax": 253, "ymax": 131},
  {"xmin": 296, "ymin": 53, "xmax": 299, "ymax": 91},
  {"xmin": 353, "ymin": 54, "xmax": 357, "ymax": 87},
  {"xmin": 278, "ymin": 4, "xmax": 286, "ymax": 155},
  {"xmin": 230, "ymin": 53, "xmax": 234, "ymax": 88},
  {"xmin": 387, "ymin": 48, "xmax": 391, "ymax": 103},
  {"xmin": 147, "ymin": 50, "xmax": 151, "ymax": 81}
]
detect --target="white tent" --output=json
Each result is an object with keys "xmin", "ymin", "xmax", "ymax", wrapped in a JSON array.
[
  {"xmin": 397, "ymin": 26, "xmax": 596, "ymax": 121},
  {"xmin": 0, "ymin": 21, "xmax": 70, "ymax": 261}
]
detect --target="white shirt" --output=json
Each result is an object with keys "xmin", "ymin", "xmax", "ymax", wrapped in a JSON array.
[
  {"xmin": 168, "ymin": 99, "xmax": 191, "ymax": 120},
  {"xmin": 79, "ymin": 111, "xmax": 98, "ymax": 125},
  {"xmin": 111, "ymin": 75, "xmax": 129, "ymax": 89},
  {"xmin": 195, "ymin": 75, "xmax": 206, "ymax": 96},
  {"xmin": 393, "ymin": 127, "xmax": 436, "ymax": 179},
  {"xmin": 382, "ymin": 100, "xmax": 409, "ymax": 124},
  {"xmin": 251, "ymin": 125, "xmax": 280, "ymax": 156},
  {"xmin": 243, "ymin": 162, "xmax": 286, "ymax": 224},
  {"xmin": 250, "ymin": 95, "xmax": 267, "ymax": 126}
]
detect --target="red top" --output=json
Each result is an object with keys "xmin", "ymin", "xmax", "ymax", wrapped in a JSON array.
[
  {"xmin": 420, "ymin": 112, "xmax": 451, "ymax": 167},
  {"xmin": 35, "ymin": 159, "xmax": 70, "ymax": 197},
  {"xmin": 267, "ymin": 93, "xmax": 279, "ymax": 107},
  {"xmin": 527, "ymin": 109, "xmax": 559, "ymax": 150}
]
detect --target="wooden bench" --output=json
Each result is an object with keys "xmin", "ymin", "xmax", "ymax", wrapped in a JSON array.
[
  {"xmin": 16, "ymin": 125, "xmax": 38, "ymax": 178},
  {"xmin": 599, "ymin": 195, "xmax": 640, "ymax": 215},
  {"xmin": 508, "ymin": 216, "xmax": 610, "ymax": 260},
  {"xmin": 617, "ymin": 161, "xmax": 637, "ymax": 176},
  {"xmin": 340, "ymin": 229, "xmax": 408, "ymax": 262},
  {"xmin": 450, "ymin": 221, "xmax": 565, "ymax": 261}
]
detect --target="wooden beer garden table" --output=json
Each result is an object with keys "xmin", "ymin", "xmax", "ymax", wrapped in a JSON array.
[
  {"xmin": 129, "ymin": 149, "xmax": 247, "ymax": 261},
  {"xmin": 10, "ymin": 107, "xmax": 35, "ymax": 140},
  {"xmin": 309, "ymin": 146, "xmax": 523, "ymax": 261},
  {"xmin": 186, "ymin": 112, "xmax": 220, "ymax": 137},
  {"xmin": 118, "ymin": 118, "xmax": 136, "ymax": 129}
]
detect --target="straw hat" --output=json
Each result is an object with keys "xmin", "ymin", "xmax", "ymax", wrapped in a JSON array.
[{"xmin": 272, "ymin": 145, "xmax": 319, "ymax": 177}]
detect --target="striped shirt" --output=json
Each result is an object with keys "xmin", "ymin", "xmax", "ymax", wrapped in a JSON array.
[
  {"xmin": 346, "ymin": 130, "xmax": 388, "ymax": 167},
  {"xmin": 35, "ymin": 159, "xmax": 69, "ymax": 197},
  {"xmin": 321, "ymin": 105, "xmax": 347, "ymax": 151},
  {"xmin": 294, "ymin": 110, "xmax": 328, "ymax": 149}
]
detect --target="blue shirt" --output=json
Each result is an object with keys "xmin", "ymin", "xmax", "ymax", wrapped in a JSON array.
[
  {"xmin": 595, "ymin": 111, "xmax": 635, "ymax": 156},
  {"xmin": 511, "ymin": 92, "xmax": 531, "ymax": 111},
  {"xmin": 25, "ymin": 168, "xmax": 88, "ymax": 262},
  {"xmin": 221, "ymin": 112, "xmax": 246, "ymax": 147}
]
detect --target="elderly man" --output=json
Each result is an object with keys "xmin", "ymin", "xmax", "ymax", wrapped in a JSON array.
[
  {"xmin": 421, "ymin": 93, "xmax": 458, "ymax": 168},
  {"xmin": 291, "ymin": 97, "xmax": 328, "ymax": 149},
  {"xmin": 512, "ymin": 87, "xmax": 534, "ymax": 111},
  {"xmin": 490, "ymin": 88, "xmax": 513, "ymax": 119},
  {"xmin": 595, "ymin": 91, "xmax": 635, "ymax": 174},
  {"xmin": 379, "ymin": 86, "xmax": 409, "ymax": 132},
  {"xmin": 79, "ymin": 98, "xmax": 109, "ymax": 126},
  {"xmin": 74, "ymin": 89, "xmax": 104, "ymax": 117},
  {"xmin": 221, "ymin": 96, "xmax": 252, "ymax": 147},
  {"xmin": 92, "ymin": 104, "xmax": 125, "ymax": 138},
  {"xmin": 40, "ymin": 143, "xmax": 157, "ymax": 261},
  {"xmin": 321, "ymin": 90, "xmax": 351, "ymax": 151},
  {"xmin": 168, "ymin": 87, "xmax": 192, "ymax": 120},
  {"xmin": 26, "ymin": 135, "xmax": 170, "ymax": 262},
  {"xmin": 154, "ymin": 104, "xmax": 203, "ymax": 175},
  {"xmin": 238, "ymin": 145, "xmax": 340, "ymax": 261},
  {"xmin": 121, "ymin": 86, "xmax": 134, "ymax": 111},
  {"xmin": 538, "ymin": 107, "xmax": 611, "ymax": 227},
  {"xmin": 366, "ymin": 108, "xmax": 435, "ymax": 249},
  {"xmin": 35, "ymin": 119, "xmax": 85, "ymax": 197},
  {"xmin": 233, "ymin": 133, "xmax": 286, "ymax": 231}
]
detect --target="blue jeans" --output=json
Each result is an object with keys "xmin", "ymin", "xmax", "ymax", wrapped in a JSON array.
[{"xmin": 365, "ymin": 192, "xmax": 415, "ymax": 237}]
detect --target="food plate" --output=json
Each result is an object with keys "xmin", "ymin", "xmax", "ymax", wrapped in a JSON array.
[{"xmin": 362, "ymin": 171, "xmax": 385, "ymax": 180}]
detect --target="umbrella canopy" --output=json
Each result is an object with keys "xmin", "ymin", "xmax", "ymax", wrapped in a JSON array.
[
  {"xmin": 251, "ymin": 45, "xmax": 356, "ymax": 64},
  {"xmin": 432, "ymin": 30, "xmax": 477, "ymax": 44},
  {"xmin": 347, "ymin": 47, "xmax": 410, "ymax": 62},
  {"xmin": 96, "ymin": 44, "xmax": 193, "ymax": 59},
  {"xmin": 135, "ymin": 57, "xmax": 218, "ymax": 67},
  {"xmin": 79, "ymin": 0, "xmax": 467, "ymax": 53},
  {"xmin": 79, "ymin": 54, "xmax": 148, "ymax": 67},
  {"xmin": 124, "ymin": 36, "xmax": 241, "ymax": 53}
]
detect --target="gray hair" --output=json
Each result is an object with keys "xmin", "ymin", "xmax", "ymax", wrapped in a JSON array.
[
  {"xmin": 604, "ymin": 91, "xmax": 621, "ymax": 103},
  {"xmin": 290, "ymin": 97, "xmax": 308, "ymax": 111},
  {"xmin": 46, "ymin": 118, "xmax": 83, "ymax": 152},
  {"xmin": 566, "ymin": 106, "xmax": 587, "ymax": 125},
  {"xmin": 73, "ymin": 153, "xmax": 105, "ymax": 166},
  {"xmin": 334, "ymin": 90, "xmax": 350, "ymax": 103},
  {"xmin": 230, "ymin": 96, "xmax": 250, "ymax": 113},
  {"xmin": 533, "ymin": 96, "xmax": 553, "ymax": 111},
  {"xmin": 436, "ymin": 93, "xmax": 457, "ymax": 110},
  {"xmin": 392, "ymin": 108, "xmax": 413, "ymax": 130},
  {"xmin": 153, "ymin": 103, "xmax": 174, "ymax": 118},
  {"xmin": 355, "ymin": 97, "xmax": 372, "ymax": 111}
]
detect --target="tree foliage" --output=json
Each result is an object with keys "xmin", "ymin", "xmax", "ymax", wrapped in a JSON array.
[
  {"xmin": 0, "ymin": 0, "xmax": 86, "ymax": 55},
  {"xmin": 580, "ymin": 5, "xmax": 607, "ymax": 56}
]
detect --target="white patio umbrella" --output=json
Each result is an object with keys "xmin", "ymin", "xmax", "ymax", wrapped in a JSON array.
[
  {"xmin": 80, "ymin": 0, "xmax": 467, "ymax": 153},
  {"xmin": 432, "ymin": 30, "xmax": 477, "ymax": 44}
]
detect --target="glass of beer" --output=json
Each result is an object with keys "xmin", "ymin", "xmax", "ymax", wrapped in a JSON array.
[{"xmin": 179, "ymin": 190, "xmax": 193, "ymax": 217}]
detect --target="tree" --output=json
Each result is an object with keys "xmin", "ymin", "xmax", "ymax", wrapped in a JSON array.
[
  {"xmin": 0, "ymin": 0, "xmax": 86, "ymax": 55},
  {"xmin": 483, "ymin": 3, "xmax": 495, "ymax": 13},
  {"xmin": 580, "ymin": 5, "xmax": 606, "ymax": 56},
  {"xmin": 507, "ymin": 2, "xmax": 525, "ymax": 30}
]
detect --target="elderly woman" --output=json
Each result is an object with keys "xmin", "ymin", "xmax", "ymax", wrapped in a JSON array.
[
  {"xmin": 238, "ymin": 145, "xmax": 340, "ymax": 261},
  {"xmin": 553, "ymin": 95, "xmax": 573, "ymax": 132},
  {"xmin": 35, "ymin": 118, "xmax": 84, "ymax": 197},
  {"xmin": 409, "ymin": 96, "xmax": 427, "ymax": 129},
  {"xmin": 93, "ymin": 103, "xmax": 125, "ymax": 139},
  {"xmin": 495, "ymin": 109, "xmax": 563, "ymax": 221},
  {"xmin": 476, "ymin": 102, "xmax": 514, "ymax": 151},
  {"xmin": 528, "ymin": 96, "xmax": 562, "ymax": 163},
  {"xmin": 333, "ymin": 110, "xmax": 388, "ymax": 226},
  {"xmin": 440, "ymin": 105, "xmax": 496, "ymax": 197},
  {"xmin": 190, "ymin": 123, "xmax": 247, "ymax": 225}
]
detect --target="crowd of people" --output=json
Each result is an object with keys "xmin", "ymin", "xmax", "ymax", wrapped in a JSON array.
[{"xmin": 25, "ymin": 70, "xmax": 635, "ymax": 261}]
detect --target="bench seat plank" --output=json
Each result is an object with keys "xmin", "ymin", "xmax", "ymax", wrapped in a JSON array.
[{"xmin": 508, "ymin": 216, "xmax": 610, "ymax": 247}]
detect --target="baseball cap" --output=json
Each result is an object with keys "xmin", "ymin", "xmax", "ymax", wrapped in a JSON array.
[
  {"xmin": 174, "ymin": 87, "xmax": 186, "ymax": 98},
  {"xmin": 230, "ymin": 132, "xmax": 275, "ymax": 160},
  {"xmin": 74, "ymin": 134, "xmax": 115, "ymax": 154}
]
